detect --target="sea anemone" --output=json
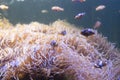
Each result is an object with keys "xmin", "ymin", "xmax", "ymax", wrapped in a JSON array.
[{"xmin": 0, "ymin": 20, "xmax": 120, "ymax": 80}]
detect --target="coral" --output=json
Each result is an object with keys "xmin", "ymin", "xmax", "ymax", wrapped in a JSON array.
[
  {"xmin": 0, "ymin": 18, "xmax": 13, "ymax": 29},
  {"xmin": 0, "ymin": 20, "xmax": 120, "ymax": 80}
]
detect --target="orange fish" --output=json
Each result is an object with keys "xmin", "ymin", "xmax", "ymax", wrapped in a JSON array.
[
  {"xmin": 0, "ymin": 5, "xmax": 9, "ymax": 10},
  {"xmin": 51, "ymin": 6, "xmax": 64, "ymax": 12},
  {"xmin": 96, "ymin": 5, "xmax": 106, "ymax": 11}
]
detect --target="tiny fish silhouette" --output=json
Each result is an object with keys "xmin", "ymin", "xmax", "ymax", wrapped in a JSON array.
[{"xmin": 81, "ymin": 28, "xmax": 95, "ymax": 37}]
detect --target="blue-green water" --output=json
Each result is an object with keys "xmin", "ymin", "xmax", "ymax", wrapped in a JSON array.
[{"xmin": 0, "ymin": 0, "xmax": 120, "ymax": 47}]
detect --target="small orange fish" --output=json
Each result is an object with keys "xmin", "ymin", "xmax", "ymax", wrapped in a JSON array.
[
  {"xmin": 93, "ymin": 21, "xmax": 101, "ymax": 29},
  {"xmin": 96, "ymin": 5, "xmax": 106, "ymax": 11},
  {"xmin": 51, "ymin": 6, "xmax": 64, "ymax": 12},
  {"xmin": 0, "ymin": 5, "xmax": 9, "ymax": 10}
]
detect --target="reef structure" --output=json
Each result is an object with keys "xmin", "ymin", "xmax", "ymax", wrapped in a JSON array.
[{"xmin": 0, "ymin": 20, "xmax": 120, "ymax": 80}]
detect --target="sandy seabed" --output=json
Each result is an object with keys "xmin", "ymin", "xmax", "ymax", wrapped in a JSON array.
[{"xmin": 0, "ymin": 19, "xmax": 120, "ymax": 80}]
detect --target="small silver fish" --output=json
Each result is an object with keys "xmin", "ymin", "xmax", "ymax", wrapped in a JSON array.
[{"xmin": 75, "ymin": 12, "xmax": 85, "ymax": 19}]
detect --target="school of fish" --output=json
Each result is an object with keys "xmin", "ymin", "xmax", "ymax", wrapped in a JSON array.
[
  {"xmin": 50, "ymin": 0, "xmax": 105, "ymax": 31},
  {"xmin": 0, "ymin": 0, "xmax": 107, "ymax": 31}
]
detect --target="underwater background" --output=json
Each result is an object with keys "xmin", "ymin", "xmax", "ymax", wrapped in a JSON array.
[{"xmin": 0, "ymin": 0, "xmax": 120, "ymax": 47}]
